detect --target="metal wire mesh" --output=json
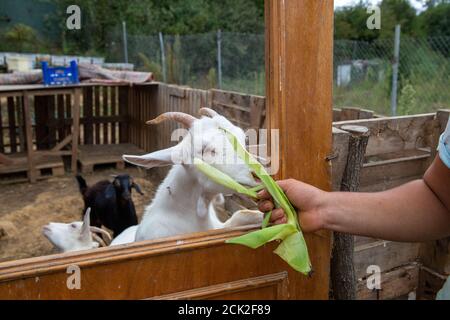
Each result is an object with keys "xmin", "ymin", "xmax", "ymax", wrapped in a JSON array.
[{"xmin": 107, "ymin": 31, "xmax": 450, "ymax": 115}]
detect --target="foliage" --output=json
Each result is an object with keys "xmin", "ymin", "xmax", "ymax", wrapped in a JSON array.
[
  {"xmin": 137, "ymin": 52, "xmax": 162, "ymax": 81},
  {"xmin": 0, "ymin": 24, "xmax": 44, "ymax": 53},
  {"xmin": 43, "ymin": 0, "xmax": 264, "ymax": 56},
  {"xmin": 398, "ymin": 81, "xmax": 418, "ymax": 115}
]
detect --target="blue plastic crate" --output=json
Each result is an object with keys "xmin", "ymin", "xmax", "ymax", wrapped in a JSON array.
[{"xmin": 42, "ymin": 60, "xmax": 79, "ymax": 86}]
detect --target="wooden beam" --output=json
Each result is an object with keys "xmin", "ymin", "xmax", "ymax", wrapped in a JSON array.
[
  {"xmin": 23, "ymin": 92, "xmax": 37, "ymax": 183},
  {"xmin": 71, "ymin": 89, "xmax": 81, "ymax": 173},
  {"xmin": 265, "ymin": 0, "xmax": 334, "ymax": 299}
]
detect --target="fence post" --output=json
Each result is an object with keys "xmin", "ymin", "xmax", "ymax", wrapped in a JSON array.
[
  {"xmin": 217, "ymin": 30, "xmax": 223, "ymax": 89},
  {"xmin": 391, "ymin": 24, "xmax": 401, "ymax": 116},
  {"xmin": 159, "ymin": 32, "xmax": 167, "ymax": 83},
  {"xmin": 122, "ymin": 21, "xmax": 128, "ymax": 64}
]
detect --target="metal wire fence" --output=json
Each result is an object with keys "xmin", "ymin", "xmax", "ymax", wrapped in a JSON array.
[{"xmin": 106, "ymin": 30, "xmax": 450, "ymax": 116}]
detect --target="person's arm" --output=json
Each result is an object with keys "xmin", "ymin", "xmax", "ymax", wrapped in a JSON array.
[{"xmin": 258, "ymin": 156, "xmax": 450, "ymax": 242}]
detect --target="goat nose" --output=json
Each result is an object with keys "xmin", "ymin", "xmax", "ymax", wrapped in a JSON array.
[
  {"xmin": 123, "ymin": 192, "xmax": 131, "ymax": 200},
  {"xmin": 42, "ymin": 226, "xmax": 51, "ymax": 233}
]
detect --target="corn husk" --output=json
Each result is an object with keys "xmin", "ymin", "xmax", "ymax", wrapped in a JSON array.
[{"xmin": 194, "ymin": 129, "xmax": 312, "ymax": 275}]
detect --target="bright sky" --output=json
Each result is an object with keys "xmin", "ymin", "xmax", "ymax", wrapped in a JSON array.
[{"xmin": 334, "ymin": 0, "xmax": 424, "ymax": 11}]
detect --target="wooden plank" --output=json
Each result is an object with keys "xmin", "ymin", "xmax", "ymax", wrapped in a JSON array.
[
  {"xmin": 83, "ymin": 87, "xmax": 93, "ymax": 145},
  {"xmin": 102, "ymin": 86, "xmax": 109, "ymax": 144},
  {"xmin": 420, "ymin": 237, "xmax": 450, "ymax": 276},
  {"xmin": 71, "ymin": 89, "xmax": 81, "ymax": 173},
  {"xmin": 110, "ymin": 86, "xmax": 117, "ymax": 144},
  {"xmin": 359, "ymin": 109, "xmax": 374, "ymax": 120},
  {"xmin": 0, "ymin": 98, "xmax": 4, "ymax": 153},
  {"xmin": 16, "ymin": 97, "xmax": 26, "ymax": 153},
  {"xmin": 0, "ymin": 153, "xmax": 63, "ymax": 175},
  {"xmin": 341, "ymin": 107, "xmax": 361, "ymax": 121},
  {"xmin": 34, "ymin": 95, "xmax": 48, "ymax": 150},
  {"xmin": 118, "ymin": 86, "xmax": 129, "ymax": 143},
  {"xmin": 22, "ymin": 92, "xmax": 36, "ymax": 183},
  {"xmin": 331, "ymin": 127, "xmax": 350, "ymax": 191},
  {"xmin": 0, "ymin": 227, "xmax": 308, "ymax": 299},
  {"xmin": 47, "ymin": 95, "xmax": 56, "ymax": 148},
  {"xmin": 265, "ymin": 0, "xmax": 333, "ymax": 299},
  {"xmin": 417, "ymin": 267, "xmax": 448, "ymax": 300},
  {"xmin": 94, "ymin": 86, "xmax": 101, "ymax": 144},
  {"xmin": 357, "ymin": 264, "xmax": 419, "ymax": 300},
  {"xmin": 354, "ymin": 241, "xmax": 420, "ymax": 279},
  {"xmin": 57, "ymin": 95, "xmax": 65, "ymax": 141},
  {"xmin": 65, "ymin": 94, "xmax": 72, "ymax": 139},
  {"xmin": 360, "ymin": 149, "xmax": 430, "ymax": 190},
  {"xmin": 335, "ymin": 114, "xmax": 436, "ymax": 156},
  {"xmin": 361, "ymin": 150, "xmax": 430, "ymax": 191},
  {"xmin": 436, "ymin": 109, "xmax": 450, "ymax": 133},
  {"xmin": 150, "ymin": 272, "xmax": 289, "ymax": 300},
  {"xmin": 7, "ymin": 96, "xmax": 17, "ymax": 153}
]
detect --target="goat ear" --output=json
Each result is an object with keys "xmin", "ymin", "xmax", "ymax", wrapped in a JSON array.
[
  {"xmin": 81, "ymin": 208, "xmax": 92, "ymax": 241},
  {"xmin": 105, "ymin": 184, "xmax": 116, "ymax": 200},
  {"xmin": 132, "ymin": 182, "xmax": 144, "ymax": 195},
  {"xmin": 123, "ymin": 147, "xmax": 178, "ymax": 169}
]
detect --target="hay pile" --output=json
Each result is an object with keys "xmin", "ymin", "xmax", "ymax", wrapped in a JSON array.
[{"xmin": 0, "ymin": 169, "xmax": 155, "ymax": 263}]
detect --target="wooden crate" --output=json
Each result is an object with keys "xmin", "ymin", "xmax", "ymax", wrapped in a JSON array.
[
  {"xmin": 78, "ymin": 143, "xmax": 145, "ymax": 173},
  {"xmin": 0, "ymin": 153, "xmax": 64, "ymax": 183}
]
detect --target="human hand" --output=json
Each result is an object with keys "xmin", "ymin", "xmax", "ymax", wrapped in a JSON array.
[{"xmin": 258, "ymin": 179, "xmax": 328, "ymax": 233}]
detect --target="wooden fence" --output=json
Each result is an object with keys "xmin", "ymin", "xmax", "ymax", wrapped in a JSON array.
[
  {"xmin": 0, "ymin": 82, "xmax": 449, "ymax": 299},
  {"xmin": 0, "ymin": 84, "xmax": 134, "ymax": 155}
]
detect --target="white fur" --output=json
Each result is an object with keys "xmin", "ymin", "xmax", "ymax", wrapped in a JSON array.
[
  {"xmin": 123, "ymin": 113, "xmax": 263, "ymax": 242},
  {"xmin": 42, "ymin": 211, "xmax": 100, "ymax": 253},
  {"xmin": 110, "ymin": 225, "xmax": 138, "ymax": 246}
]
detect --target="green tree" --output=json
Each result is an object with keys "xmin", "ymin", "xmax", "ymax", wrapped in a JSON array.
[
  {"xmin": 378, "ymin": 0, "xmax": 419, "ymax": 38},
  {"xmin": 417, "ymin": 2, "xmax": 450, "ymax": 37}
]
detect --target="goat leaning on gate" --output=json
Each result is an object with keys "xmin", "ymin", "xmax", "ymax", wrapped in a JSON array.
[{"xmin": 123, "ymin": 108, "xmax": 264, "ymax": 242}]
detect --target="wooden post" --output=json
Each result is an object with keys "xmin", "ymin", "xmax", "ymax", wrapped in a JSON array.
[
  {"xmin": 265, "ymin": 0, "xmax": 334, "ymax": 299},
  {"xmin": 71, "ymin": 88, "xmax": 81, "ymax": 173},
  {"xmin": 330, "ymin": 125, "xmax": 369, "ymax": 300},
  {"xmin": 23, "ymin": 92, "xmax": 37, "ymax": 183}
]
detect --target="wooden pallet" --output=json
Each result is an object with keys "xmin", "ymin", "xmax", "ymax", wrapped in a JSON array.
[
  {"xmin": 78, "ymin": 143, "xmax": 145, "ymax": 174},
  {"xmin": 0, "ymin": 153, "xmax": 64, "ymax": 184}
]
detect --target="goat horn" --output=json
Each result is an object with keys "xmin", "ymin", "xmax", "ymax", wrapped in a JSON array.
[
  {"xmin": 146, "ymin": 112, "xmax": 197, "ymax": 128},
  {"xmin": 199, "ymin": 108, "xmax": 219, "ymax": 118},
  {"xmin": 91, "ymin": 233, "xmax": 107, "ymax": 247},
  {"xmin": 89, "ymin": 226, "xmax": 112, "ymax": 245}
]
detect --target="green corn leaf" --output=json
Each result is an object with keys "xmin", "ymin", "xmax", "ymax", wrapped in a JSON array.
[
  {"xmin": 194, "ymin": 158, "xmax": 258, "ymax": 199},
  {"xmin": 262, "ymin": 211, "xmax": 272, "ymax": 229},
  {"xmin": 226, "ymin": 223, "xmax": 296, "ymax": 249},
  {"xmin": 274, "ymin": 231, "xmax": 312, "ymax": 274},
  {"xmin": 249, "ymin": 184, "xmax": 265, "ymax": 193},
  {"xmin": 222, "ymin": 128, "xmax": 312, "ymax": 275}
]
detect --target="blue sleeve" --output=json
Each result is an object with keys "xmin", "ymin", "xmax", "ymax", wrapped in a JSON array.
[{"xmin": 439, "ymin": 120, "xmax": 450, "ymax": 169}]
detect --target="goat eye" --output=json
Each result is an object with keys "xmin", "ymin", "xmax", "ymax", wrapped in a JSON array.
[{"xmin": 71, "ymin": 224, "xmax": 77, "ymax": 229}]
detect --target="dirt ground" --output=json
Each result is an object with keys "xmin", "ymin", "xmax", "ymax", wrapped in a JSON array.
[{"xmin": 0, "ymin": 167, "xmax": 157, "ymax": 263}]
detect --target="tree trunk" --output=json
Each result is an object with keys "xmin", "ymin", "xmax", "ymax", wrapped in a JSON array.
[{"xmin": 331, "ymin": 125, "xmax": 369, "ymax": 300}]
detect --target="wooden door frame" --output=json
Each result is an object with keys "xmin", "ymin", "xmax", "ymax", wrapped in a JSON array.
[{"xmin": 0, "ymin": 0, "xmax": 333, "ymax": 300}]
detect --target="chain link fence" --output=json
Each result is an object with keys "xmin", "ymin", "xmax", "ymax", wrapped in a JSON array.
[{"xmin": 107, "ymin": 30, "xmax": 450, "ymax": 116}]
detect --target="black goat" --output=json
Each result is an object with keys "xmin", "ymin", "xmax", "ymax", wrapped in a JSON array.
[{"xmin": 76, "ymin": 174, "xmax": 143, "ymax": 237}]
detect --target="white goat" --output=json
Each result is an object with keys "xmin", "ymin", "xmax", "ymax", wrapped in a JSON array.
[
  {"xmin": 123, "ymin": 108, "xmax": 263, "ymax": 242},
  {"xmin": 42, "ymin": 208, "xmax": 113, "ymax": 253}
]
